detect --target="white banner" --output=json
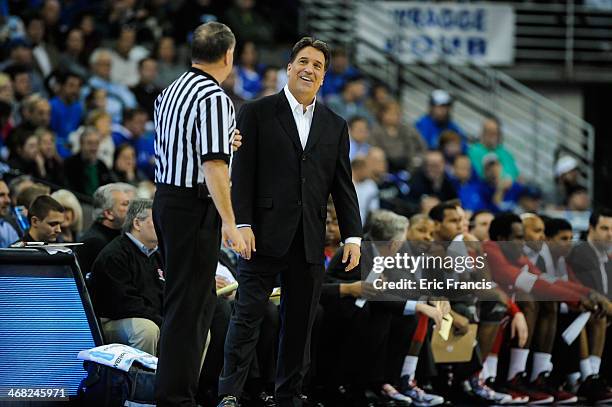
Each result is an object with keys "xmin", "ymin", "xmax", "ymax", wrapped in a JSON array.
[{"xmin": 357, "ymin": 2, "xmax": 515, "ymax": 65}]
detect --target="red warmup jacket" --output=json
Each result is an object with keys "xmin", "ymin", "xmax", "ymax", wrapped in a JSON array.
[{"xmin": 483, "ymin": 241, "xmax": 590, "ymax": 304}]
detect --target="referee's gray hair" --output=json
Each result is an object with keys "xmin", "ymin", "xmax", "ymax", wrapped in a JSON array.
[
  {"xmin": 368, "ymin": 210, "xmax": 409, "ymax": 241},
  {"xmin": 191, "ymin": 22, "xmax": 235, "ymax": 64},
  {"xmin": 122, "ymin": 199, "xmax": 153, "ymax": 234},
  {"xmin": 92, "ymin": 183, "xmax": 132, "ymax": 220}
]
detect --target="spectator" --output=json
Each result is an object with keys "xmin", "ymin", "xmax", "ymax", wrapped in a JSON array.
[
  {"xmin": 514, "ymin": 185, "xmax": 543, "ymax": 214},
  {"xmin": 8, "ymin": 94, "xmax": 50, "ymax": 158},
  {"xmin": 0, "ymin": 179, "xmax": 19, "ymax": 247},
  {"xmin": 112, "ymin": 143, "xmax": 147, "ymax": 186},
  {"xmin": 348, "ymin": 115, "xmax": 371, "ymax": 161},
  {"xmin": 109, "ymin": 27, "xmax": 149, "ymax": 88},
  {"xmin": 565, "ymin": 185, "xmax": 591, "ymax": 212},
  {"xmin": 476, "ymin": 153, "xmax": 523, "ymax": 213},
  {"xmin": 257, "ymin": 66, "xmax": 278, "ymax": 98},
  {"xmin": 130, "ymin": 57, "xmax": 161, "ymax": 118},
  {"xmin": 351, "ymin": 156, "xmax": 379, "ymax": 225},
  {"xmin": 468, "ymin": 116, "xmax": 519, "ymax": 181},
  {"xmin": 365, "ymin": 82, "xmax": 391, "ymax": 118},
  {"xmin": 469, "ymin": 209, "xmax": 494, "ymax": 241},
  {"xmin": 407, "ymin": 150, "xmax": 458, "ymax": 203},
  {"xmin": 36, "ymin": 127, "xmax": 65, "ymax": 186},
  {"xmin": 85, "ymin": 48, "xmax": 137, "ymax": 123},
  {"xmin": 450, "ymin": 154, "xmax": 485, "ymax": 212},
  {"xmin": 438, "ymin": 129, "xmax": 462, "ymax": 167},
  {"xmin": 64, "ymin": 126, "xmax": 115, "ymax": 196},
  {"xmin": 49, "ymin": 71, "xmax": 84, "ymax": 158},
  {"xmin": 369, "ymin": 100, "xmax": 426, "ymax": 173},
  {"xmin": 4, "ymin": 64, "xmax": 32, "ymax": 104},
  {"xmin": 8, "ymin": 175, "xmax": 34, "ymax": 206},
  {"xmin": 325, "ymin": 75, "xmax": 372, "ymax": 122},
  {"xmin": 15, "ymin": 183, "xmax": 50, "ymax": 213},
  {"xmin": 0, "ymin": 72, "xmax": 15, "ymax": 104},
  {"xmin": 320, "ymin": 48, "xmax": 359, "ymax": 99},
  {"xmin": 173, "ymin": 0, "xmax": 220, "ymax": 44},
  {"xmin": 39, "ymin": 0, "xmax": 62, "ymax": 47},
  {"xmin": 414, "ymin": 89, "xmax": 466, "ymax": 149},
  {"xmin": 111, "ymin": 107, "xmax": 154, "ymax": 178},
  {"xmin": 57, "ymin": 28, "xmax": 89, "ymax": 80},
  {"xmin": 91, "ymin": 199, "xmax": 163, "ymax": 355},
  {"xmin": 224, "ymin": 0, "xmax": 274, "ymax": 44},
  {"xmin": 0, "ymin": 39, "xmax": 45, "ymax": 95},
  {"xmin": 24, "ymin": 14, "xmax": 58, "ymax": 78},
  {"xmin": 550, "ymin": 155, "xmax": 582, "ymax": 207},
  {"xmin": 50, "ymin": 189, "xmax": 83, "ymax": 243},
  {"xmin": 84, "ymin": 87, "xmax": 108, "ymax": 112},
  {"xmin": 72, "ymin": 109, "xmax": 114, "ymax": 169},
  {"xmin": 366, "ymin": 146, "xmax": 413, "ymax": 217},
  {"xmin": 76, "ymin": 183, "xmax": 132, "ymax": 276},
  {"xmin": 220, "ymin": 69, "xmax": 245, "ymax": 113},
  {"xmin": 153, "ymin": 36, "xmax": 185, "ymax": 88},
  {"xmin": 233, "ymin": 41, "xmax": 262, "ymax": 100},
  {"xmin": 8, "ymin": 131, "xmax": 45, "ymax": 178},
  {"xmin": 12, "ymin": 195, "xmax": 64, "ymax": 244}
]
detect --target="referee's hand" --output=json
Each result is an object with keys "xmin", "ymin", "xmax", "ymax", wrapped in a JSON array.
[{"xmin": 222, "ymin": 223, "xmax": 247, "ymax": 256}]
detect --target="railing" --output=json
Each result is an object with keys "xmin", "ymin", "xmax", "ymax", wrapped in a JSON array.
[{"xmin": 301, "ymin": 0, "xmax": 595, "ymax": 196}]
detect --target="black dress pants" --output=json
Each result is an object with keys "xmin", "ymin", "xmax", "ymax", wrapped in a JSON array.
[
  {"xmin": 219, "ymin": 223, "xmax": 324, "ymax": 407},
  {"xmin": 153, "ymin": 184, "xmax": 220, "ymax": 406}
]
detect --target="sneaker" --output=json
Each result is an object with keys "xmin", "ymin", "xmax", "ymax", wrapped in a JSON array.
[
  {"xmin": 381, "ymin": 383, "xmax": 412, "ymax": 405},
  {"xmin": 506, "ymin": 372, "xmax": 553, "ymax": 405},
  {"xmin": 485, "ymin": 377, "xmax": 530, "ymax": 404},
  {"xmin": 465, "ymin": 375, "xmax": 513, "ymax": 404},
  {"xmin": 577, "ymin": 375, "xmax": 612, "ymax": 405},
  {"xmin": 399, "ymin": 376, "xmax": 444, "ymax": 406},
  {"xmin": 531, "ymin": 372, "xmax": 577, "ymax": 405},
  {"xmin": 218, "ymin": 395, "xmax": 240, "ymax": 407},
  {"xmin": 256, "ymin": 391, "xmax": 277, "ymax": 407}
]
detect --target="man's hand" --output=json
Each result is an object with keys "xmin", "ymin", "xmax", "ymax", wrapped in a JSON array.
[
  {"xmin": 222, "ymin": 223, "xmax": 247, "ymax": 255},
  {"xmin": 231, "ymin": 129, "xmax": 242, "ymax": 152},
  {"xmin": 511, "ymin": 311, "xmax": 528, "ymax": 348},
  {"xmin": 342, "ymin": 242, "xmax": 361, "ymax": 271},
  {"xmin": 216, "ymin": 276, "xmax": 230, "ymax": 291},
  {"xmin": 238, "ymin": 226, "xmax": 256, "ymax": 259}
]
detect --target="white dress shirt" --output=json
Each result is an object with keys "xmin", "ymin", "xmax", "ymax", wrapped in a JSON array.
[{"xmin": 238, "ymin": 86, "xmax": 361, "ymax": 246}]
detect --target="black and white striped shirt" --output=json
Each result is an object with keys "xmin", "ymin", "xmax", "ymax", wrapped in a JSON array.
[{"xmin": 154, "ymin": 67, "xmax": 235, "ymax": 187}]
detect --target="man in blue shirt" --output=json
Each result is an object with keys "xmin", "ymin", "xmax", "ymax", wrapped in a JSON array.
[
  {"xmin": 415, "ymin": 89, "xmax": 467, "ymax": 150},
  {"xmin": 0, "ymin": 179, "xmax": 19, "ymax": 247},
  {"xmin": 476, "ymin": 153, "xmax": 523, "ymax": 213},
  {"xmin": 49, "ymin": 71, "xmax": 84, "ymax": 158}
]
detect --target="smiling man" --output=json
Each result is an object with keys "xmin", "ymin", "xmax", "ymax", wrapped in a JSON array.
[{"xmin": 219, "ymin": 37, "xmax": 362, "ymax": 407}]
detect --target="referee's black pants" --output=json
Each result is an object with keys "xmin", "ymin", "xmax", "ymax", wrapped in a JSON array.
[
  {"xmin": 219, "ymin": 222, "xmax": 324, "ymax": 407},
  {"xmin": 153, "ymin": 184, "xmax": 220, "ymax": 406}
]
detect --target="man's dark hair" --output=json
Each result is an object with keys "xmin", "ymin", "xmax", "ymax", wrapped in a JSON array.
[
  {"xmin": 28, "ymin": 195, "xmax": 64, "ymax": 222},
  {"xmin": 138, "ymin": 57, "xmax": 156, "ymax": 70},
  {"xmin": 4, "ymin": 64, "xmax": 29, "ymax": 81},
  {"xmin": 289, "ymin": 37, "xmax": 331, "ymax": 71},
  {"xmin": 348, "ymin": 115, "xmax": 368, "ymax": 128},
  {"xmin": 489, "ymin": 212, "xmax": 522, "ymax": 241},
  {"xmin": 428, "ymin": 202, "xmax": 457, "ymax": 223},
  {"xmin": 191, "ymin": 22, "xmax": 235, "ymax": 63},
  {"xmin": 55, "ymin": 69, "xmax": 83, "ymax": 85},
  {"xmin": 469, "ymin": 209, "xmax": 493, "ymax": 228},
  {"xmin": 544, "ymin": 218, "xmax": 572, "ymax": 238},
  {"xmin": 589, "ymin": 207, "xmax": 612, "ymax": 228},
  {"xmin": 122, "ymin": 107, "xmax": 147, "ymax": 123}
]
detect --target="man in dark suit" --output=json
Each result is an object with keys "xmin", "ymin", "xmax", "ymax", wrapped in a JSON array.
[
  {"xmin": 568, "ymin": 208, "xmax": 612, "ymax": 295},
  {"xmin": 218, "ymin": 37, "xmax": 362, "ymax": 407}
]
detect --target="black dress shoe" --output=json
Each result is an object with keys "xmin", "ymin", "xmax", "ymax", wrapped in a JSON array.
[
  {"xmin": 298, "ymin": 393, "xmax": 325, "ymax": 407},
  {"xmin": 218, "ymin": 395, "xmax": 240, "ymax": 407},
  {"xmin": 256, "ymin": 391, "xmax": 277, "ymax": 407}
]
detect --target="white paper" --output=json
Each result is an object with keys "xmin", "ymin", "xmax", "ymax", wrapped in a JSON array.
[
  {"xmin": 562, "ymin": 311, "xmax": 591, "ymax": 345},
  {"xmin": 78, "ymin": 343, "xmax": 157, "ymax": 372}
]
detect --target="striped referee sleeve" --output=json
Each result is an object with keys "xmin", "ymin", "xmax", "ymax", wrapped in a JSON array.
[{"xmin": 199, "ymin": 92, "xmax": 235, "ymax": 163}]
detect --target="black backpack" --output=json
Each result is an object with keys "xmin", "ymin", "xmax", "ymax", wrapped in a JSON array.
[{"xmin": 78, "ymin": 360, "xmax": 156, "ymax": 406}]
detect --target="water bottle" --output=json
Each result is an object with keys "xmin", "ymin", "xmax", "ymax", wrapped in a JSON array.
[{"xmin": 13, "ymin": 205, "xmax": 29, "ymax": 233}]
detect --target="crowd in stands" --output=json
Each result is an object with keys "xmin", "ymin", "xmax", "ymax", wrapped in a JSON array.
[{"xmin": 0, "ymin": 1, "xmax": 609, "ymax": 407}]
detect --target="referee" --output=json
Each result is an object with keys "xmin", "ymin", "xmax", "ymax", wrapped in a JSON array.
[{"xmin": 152, "ymin": 22, "xmax": 246, "ymax": 406}]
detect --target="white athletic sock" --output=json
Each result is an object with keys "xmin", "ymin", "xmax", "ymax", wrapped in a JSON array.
[
  {"xmin": 580, "ymin": 358, "xmax": 594, "ymax": 380},
  {"xmin": 567, "ymin": 372, "xmax": 581, "ymax": 387},
  {"xmin": 483, "ymin": 355, "xmax": 498, "ymax": 381},
  {"xmin": 401, "ymin": 355, "xmax": 419, "ymax": 381},
  {"xmin": 507, "ymin": 348, "xmax": 530, "ymax": 381},
  {"xmin": 530, "ymin": 352, "xmax": 552, "ymax": 382},
  {"xmin": 589, "ymin": 355, "xmax": 601, "ymax": 375}
]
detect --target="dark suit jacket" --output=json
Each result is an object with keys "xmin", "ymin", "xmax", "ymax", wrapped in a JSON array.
[
  {"xmin": 231, "ymin": 90, "xmax": 362, "ymax": 264},
  {"xmin": 64, "ymin": 154, "xmax": 116, "ymax": 196},
  {"xmin": 567, "ymin": 241, "xmax": 612, "ymax": 295}
]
